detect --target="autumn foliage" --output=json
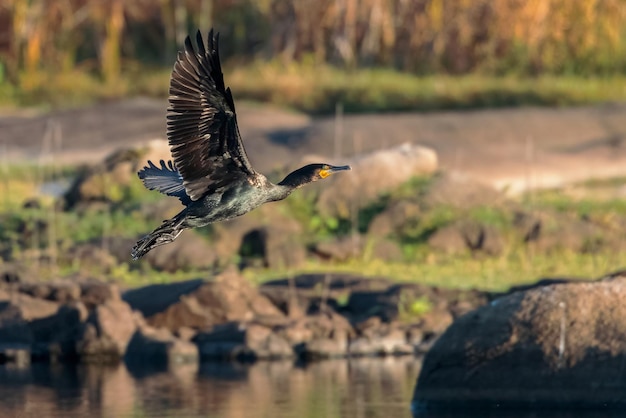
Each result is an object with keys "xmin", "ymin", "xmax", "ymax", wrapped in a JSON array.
[{"xmin": 1, "ymin": 0, "xmax": 625, "ymax": 84}]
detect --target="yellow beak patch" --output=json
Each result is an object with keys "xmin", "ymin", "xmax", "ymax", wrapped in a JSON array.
[{"xmin": 319, "ymin": 169, "xmax": 331, "ymax": 178}]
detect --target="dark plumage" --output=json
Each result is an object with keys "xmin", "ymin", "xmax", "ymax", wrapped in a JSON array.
[{"xmin": 131, "ymin": 30, "xmax": 350, "ymax": 260}]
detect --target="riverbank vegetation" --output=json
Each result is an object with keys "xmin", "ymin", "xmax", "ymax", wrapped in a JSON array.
[
  {"xmin": 0, "ymin": 160, "xmax": 623, "ymax": 291},
  {"xmin": 1, "ymin": 0, "xmax": 626, "ymax": 112}
]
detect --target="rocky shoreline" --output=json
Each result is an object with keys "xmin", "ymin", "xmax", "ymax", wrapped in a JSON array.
[
  {"xmin": 413, "ymin": 270, "xmax": 626, "ymax": 410},
  {"xmin": 0, "ymin": 266, "xmax": 491, "ymax": 367}
]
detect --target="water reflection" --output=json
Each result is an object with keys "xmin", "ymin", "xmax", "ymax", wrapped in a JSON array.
[
  {"xmin": 0, "ymin": 357, "xmax": 421, "ymax": 418},
  {"xmin": 416, "ymin": 409, "xmax": 626, "ymax": 418}
]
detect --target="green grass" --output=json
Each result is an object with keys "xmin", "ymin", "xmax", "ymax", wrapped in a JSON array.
[
  {"xmin": 3, "ymin": 62, "xmax": 626, "ymax": 114},
  {"xmin": 0, "ymin": 164, "xmax": 77, "ymax": 212},
  {"xmin": 0, "ymin": 160, "xmax": 624, "ymax": 291},
  {"xmin": 243, "ymin": 246, "xmax": 616, "ymax": 292},
  {"xmin": 226, "ymin": 61, "xmax": 626, "ymax": 114}
]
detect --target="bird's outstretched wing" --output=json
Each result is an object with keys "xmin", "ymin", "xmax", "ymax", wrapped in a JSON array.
[
  {"xmin": 137, "ymin": 160, "xmax": 191, "ymax": 204},
  {"xmin": 167, "ymin": 29, "xmax": 257, "ymax": 201}
]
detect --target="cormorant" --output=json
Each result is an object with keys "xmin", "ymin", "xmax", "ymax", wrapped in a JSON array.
[{"xmin": 131, "ymin": 30, "xmax": 351, "ymax": 260}]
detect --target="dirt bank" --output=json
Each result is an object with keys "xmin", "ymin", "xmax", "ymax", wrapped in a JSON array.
[{"xmin": 1, "ymin": 99, "xmax": 626, "ymax": 193}]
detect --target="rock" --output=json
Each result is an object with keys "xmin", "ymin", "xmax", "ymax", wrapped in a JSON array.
[
  {"xmin": 19, "ymin": 281, "xmax": 82, "ymax": 304},
  {"xmin": 421, "ymin": 171, "xmax": 504, "ymax": 210},
  {"xmin": 300, "ymin": 333, "xmax": 349, "ymax": 359},
  {"xmin": 18, "ymin": 282, "xmax": 53, "ymax": 299},
  {"xmin": 240, "ymin": 222, "xmax": 306, "ymax": 269},
  {"xmin": 48, "ymin": 283, "xmax": 82, "ymax": 304},
  {"xmin": 203, "ymin": 204, "xmax": 307, "ymax": 268},
  {"xmin": 29, "ymin": 302, "xmax": 88, "ymax": 361},
  {"xmin": 63, "ymin": 140, "xmax": 171, "ymax": 208},
  {"xmin": 0, "ymin": 301, "xmax": 33, "ymax": 345},
  {"xmin": 101, "ymin": 237, "xmax": 142, "ymax": 262},
  {"xmin": 347, "ymin": 283, "xmax": 487, "ymax": 331},
  {"xmin": 315, "ymin": 143, "xmax": 438, "ymax": 218},
  {"xmin": 535, "ymin": 217, "xmax": 604, "ymax": 253},
  {"xmin": 313, "ymin": 234, "xmax": 364, "ymax": 261},
  {"xmin": 414, "ymin": 272, "xmax": 626, "ymax": 409},
  {"xmin": 427, "ymin": 225, "xmax": 468, "ymax": 255},
  {"xmin": 0, "ymin": 296, "xmax": 87, "ymax": 364},
  {"xmin": 134, "ymin": 198, "xmax": 183, "ymax": 228},
  {"xmin": 5, "ymin": 293, "xmax": 60, "ymax": 321},
  {"xmin": 77, "ymin": 298, "xmax": 137, "ymax": 363},
  {"xmin": 123, "ymin": 279, "xmax": 205, "ymax": 317},
  {"xmin": 352, "ymin": 318, "xmax": 422, "ymax": 356},
  {"xmin": 512, "ymin": 210, "xmax": 543, "ymax": 242},
  {"xmin": 125, "ymin": 324, "xmax": 198, "ymax": 366},
  {"xmin": 175, "ymin": 326, "xmax": 197, "ymax": 341},
  {"xmin": 275, "ymin": 310, "xmax": 356, "ymax": 358},
  {"xmin": 349, "ymin": 328, "xmax": 413, "ymax": 356},
  {"xmin": 260, "ymin": 273, "xmax": 392, "ymax": 315},
  {"xmin": 369, "ymin": 239, "xmax": 405, "ymax": 262},
  {"xmin": 0, "ymin": 263, "xmax": 30, "ymax": 285},
  {"xmin": 514, "ymin": 210, "xmax": 613, "ymax": 254},
  {"xmin": 427, "ymin": 220, "xmax": 505, "ymax": 256},
  {"xmin": 367, "ymin": 201, "xmax": 421, "ymax": 237},
  {"xmin": 126, "ymin": 270, "xmax": 284, "ymax": 333},
  {"xmin": 279, "ymin": 318, "xmax": 315, "ymax": 345},
  {"xmin": 147, "ymin": 292, "xmax": 214, "ymax": 331},
  {"xmin": 80, "ymin": 281, "xmax": 121, "ymax": 310},
  {"xmin": 210, "ymin": 216, "xmax": 263, "ymax": 264},
  {"xmin": 64, "ymin": 245, "xmax": 119, "ymax": 273},
  {"xmin": 195, "ymin": 322, "xmax": 293, "ymax": 360},
  {"xmin": 140, "ymin": 231, "xmax": 218, "ymax": 272},
  {"xmin": 0, "ymin": 344, "xmax": 30, "ymax": 366}
]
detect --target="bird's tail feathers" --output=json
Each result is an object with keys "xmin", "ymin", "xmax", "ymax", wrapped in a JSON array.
[{"xmin": 131, "ymin": 215, "xmax": 185, "ymax": 260}]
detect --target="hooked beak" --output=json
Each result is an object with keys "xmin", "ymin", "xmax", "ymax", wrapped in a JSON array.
[
  {"xmin": 329, "ymin": 165, "xmax": 351, "ymax": 173},
  {"xmin": 319, "ymin": 164, "xmax": 351, "ymax": 179}
]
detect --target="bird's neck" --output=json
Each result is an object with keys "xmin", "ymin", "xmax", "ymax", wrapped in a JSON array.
[
  {"xmin": 278, "ymin": 168, "xmax": 314, "ymax": 189},
  {"xmin": 266, "ymin": 183, "xmax": 295, "ymax": 202},
  {"xmin": 267, "ymin": 169, "xmax": 313, "ymax": 201}
]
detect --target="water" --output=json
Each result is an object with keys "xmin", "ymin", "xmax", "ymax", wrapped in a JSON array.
[
  {"xmin": 40, "ymin": 178, "xmax": 71, "ymax": 198},
  {"xmin": 0, "ymin": 357, "xmax": 420, "ymax": 418},
  {"xmin": 3, "ymin": 358, "xmax": 623, "ymax": 418}
]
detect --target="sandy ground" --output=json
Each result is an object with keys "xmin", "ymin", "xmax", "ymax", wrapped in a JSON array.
[{"xmin": 1, "ymin": 98, "xmax": 626, "ymax": 193}]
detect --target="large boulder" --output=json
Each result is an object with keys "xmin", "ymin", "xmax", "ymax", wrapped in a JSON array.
[
  {"xmin": 125, "ymin": 322, "xmax": 198, "ymax": 366},
  {"xmin": 77, "ymin": 297, "xmax": 138, "ymax": 363},
  {"xmin": 314, "ymin": 143, "xmax": 438, "ymax": 218},
  {"xmin": 414, "ymin": 271, "xmax": 626, "ymax": 409},
  {"xmin": 0, "ymin": 301, "xmax": 33, "ymax": 345},
  {"xmin": 347, "ymin": 283, "xmax": 487, "ymax": 330},
  {"xmin": 260, "ymin": 273, "xmax": 393, "ymax": 315},
  {"xmin": 30, "ymin": 302, "xmax": 88, "ymax": 361},
  {"xmin": 195, "ymin": 321, "xmax": 293, "ymax": 361},
  {"xmin": 63, "ymin": 139, "xmax": 171, "ymax": 208},
  {"xmin": 124, "ymin": 270, "xmax": 284, "ymax": 333},
  {"xmin": 239, "ymin": 221, "xmax": 306, "ymax": 269}
]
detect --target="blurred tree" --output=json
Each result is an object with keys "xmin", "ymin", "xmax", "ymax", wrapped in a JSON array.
[{"xmin": 0, "ymin": 0, "xmax": 625, "ymax": 85}]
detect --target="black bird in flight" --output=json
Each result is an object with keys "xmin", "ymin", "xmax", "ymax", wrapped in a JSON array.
[{"xmin": 131, "ymin": 30, "xmax": 350, "ymax": 259}]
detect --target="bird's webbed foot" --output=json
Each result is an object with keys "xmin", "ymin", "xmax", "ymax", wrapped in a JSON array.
[{"xmin": 156, "ymin": 230, "xmax": 183, "ymax": 243}]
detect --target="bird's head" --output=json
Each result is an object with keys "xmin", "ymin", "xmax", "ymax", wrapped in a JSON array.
[
  {"xmin": 312, "ymin": 163, "xmax": 352, "ymax": 181},
  {"xmin": 279, "ymin": 163, "xmax": 351, "ymax": 189}
]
